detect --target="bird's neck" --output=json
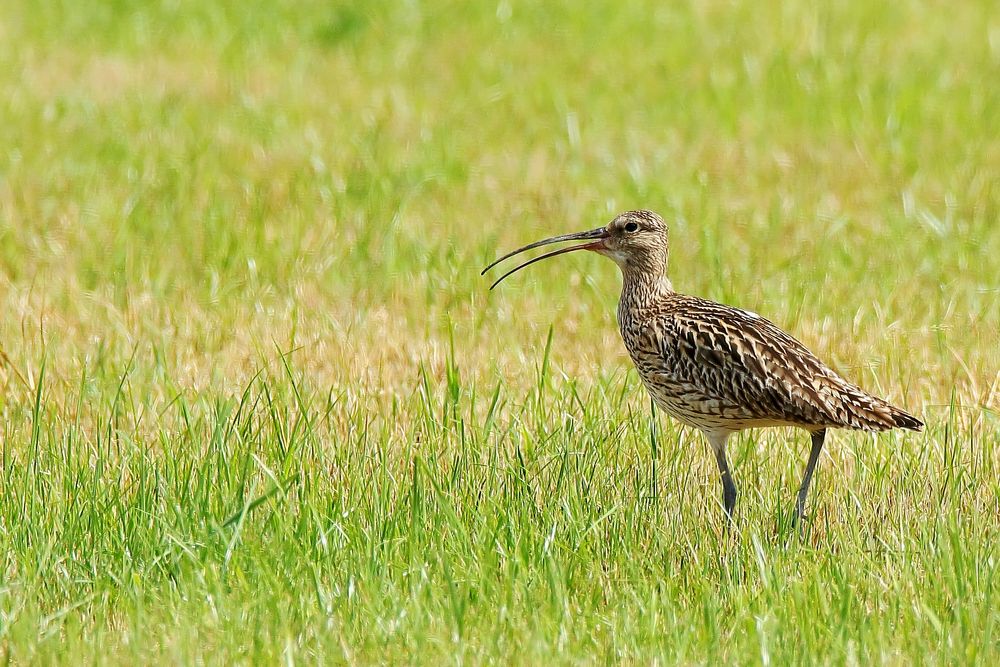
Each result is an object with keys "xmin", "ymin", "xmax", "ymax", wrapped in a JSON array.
[{"xmin": 619, "ymin": 269, "xmax": 673, "ymax": 312}]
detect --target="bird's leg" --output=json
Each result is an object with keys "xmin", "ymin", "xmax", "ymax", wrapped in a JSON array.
[
  {"xmin": 706, "ymin": 432, "xmax": 737, "ymax": 518},
  {"xmin": 794, "ymin": 428, "xmax": 827, "ymax": 525}
]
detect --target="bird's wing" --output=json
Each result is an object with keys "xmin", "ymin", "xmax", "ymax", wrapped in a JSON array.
[{"xmin": 632, "ymin": 296, "xmax": 903, "ymax": 430}]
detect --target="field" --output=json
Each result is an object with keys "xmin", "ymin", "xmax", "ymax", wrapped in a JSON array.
[{"xmin": 1, "ymin": 0, "xmax": 998, "ymax": 663}]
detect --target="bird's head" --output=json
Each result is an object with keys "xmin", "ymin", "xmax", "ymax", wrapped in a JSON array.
[{"xmin": 483, "ymin": 209, "xmax": 669, "ymax": 289}]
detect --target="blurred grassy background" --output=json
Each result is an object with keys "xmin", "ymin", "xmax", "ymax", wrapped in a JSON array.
[{"xmin": 0, "ymin": 0, "xmax": 997, "ymax": 663}]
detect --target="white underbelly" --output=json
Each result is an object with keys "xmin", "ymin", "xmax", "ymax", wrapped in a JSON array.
[{"xmin": 638, "ymin": 374, "xmax": 788, "ymax": 432}]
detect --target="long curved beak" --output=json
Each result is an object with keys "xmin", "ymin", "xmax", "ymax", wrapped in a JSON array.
[{"xmin": 481, "ymin": 226, "xmax": 608, "ymax": 290}]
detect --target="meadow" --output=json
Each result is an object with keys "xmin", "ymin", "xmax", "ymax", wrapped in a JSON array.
[{"xmin": 0, "ymin": 0, "xmax": 998, "ymax": 663}]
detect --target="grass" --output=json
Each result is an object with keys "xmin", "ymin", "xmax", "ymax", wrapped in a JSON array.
[{"xmin": 0, "ymin": 0, "xmax": 998, "ymax": 663}]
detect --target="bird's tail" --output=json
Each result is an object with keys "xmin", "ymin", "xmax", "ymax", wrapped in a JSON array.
[
  {"xmin": 887, "ymin": 405, "xmax": 923, "ymax": 431},
  {"xmin": 834, "ymin": 378, "xmax": 923, "ymax": 432}
]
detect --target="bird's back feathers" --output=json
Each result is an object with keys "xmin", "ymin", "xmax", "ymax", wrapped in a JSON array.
[{"xmin": 619, "ymin": 293, "xmax": 923, "ymax": 433}]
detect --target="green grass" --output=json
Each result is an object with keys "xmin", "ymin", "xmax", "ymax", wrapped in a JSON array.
[{"xmin": 1, "ymin": 0, "xmax": 998, "ymax": 663}]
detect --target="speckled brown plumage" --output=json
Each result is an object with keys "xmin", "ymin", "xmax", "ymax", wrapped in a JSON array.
[
  {"xmin": 484, "ymin": 209, "xmax": 922, "ymax": 523},
  {"xmin": 618, "ymin": 284, "xmax": 922, "ymax": 434}
]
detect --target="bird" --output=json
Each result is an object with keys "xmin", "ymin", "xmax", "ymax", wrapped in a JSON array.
[{"xmin": 482, "ymin": 209, "xmax": 922, "ymax": 524}]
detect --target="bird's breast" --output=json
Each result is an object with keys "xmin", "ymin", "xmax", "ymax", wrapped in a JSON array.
[{"xmin": 618, "ymin": 317, "xmax": 783, "ymax": 431}]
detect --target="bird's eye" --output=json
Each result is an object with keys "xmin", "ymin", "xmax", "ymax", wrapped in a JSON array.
[{"xmin": 624, "ymin": 222, "xmax": 639, "ymax": 233}]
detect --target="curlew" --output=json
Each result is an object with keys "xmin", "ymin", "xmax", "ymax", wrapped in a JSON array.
[{"xmin": 483, "ymin": 210, "xmax": 922, "ymax": 523}]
